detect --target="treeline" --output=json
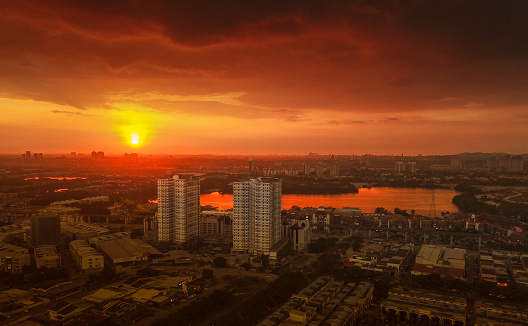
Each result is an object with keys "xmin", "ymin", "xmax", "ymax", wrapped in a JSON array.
[
  {"xmin": 452, "ymin": 192, "xmax": 528, "ymax": 218},
  {"xmin": 200, "ymin": 175, "xmax": 359, "ymax": 195}
]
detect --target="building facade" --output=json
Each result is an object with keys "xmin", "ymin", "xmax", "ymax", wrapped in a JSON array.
[
  {"xmin": 157, "ymin": 175, "xmax": 200, "ymax": 244},
  {"xmin": 233, "ymin": 178, "xmax": 281, "ymax": 256},
  {"xmin": 30, "ymin": 215, "xmax": 61, "ymax": 246}
]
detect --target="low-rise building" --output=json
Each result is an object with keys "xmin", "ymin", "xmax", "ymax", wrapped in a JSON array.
[
  {"xmin": 381, "ymin": 287, "xmax": 466, "ymax": 326},
  {"xmin": 412, "ymin": 245, "xmax": 466, "ymax": 279},
  {"xmin": 61, "ymin": 223, "xmax": 110, "ymax": 240},
  {"xmin": 258, "ymin": 276, "xmax": 373, "ymax": 326},
  {"xmin": 69, "ymin": 240, "xmax": 104, "ymax": 272},
  {"xmin": 475, "ymin": 300, "xmax": 528, "ymax": 325},
  {"xmin": 0, "ymin": 244, "xmax": 31, "ymax": 273},
  {"xmin": 88, "ymin": 232, "xmax": 130, "ymax": 247},
  {"xmin": 34, "ymin": 245, "xmax": 61, "ymax": 269},
  {"xmin": 98, "ymin": 238, "xmax": 162, "ymax": 268}
]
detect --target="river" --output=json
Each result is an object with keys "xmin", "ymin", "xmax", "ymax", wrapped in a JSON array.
[{"xmin": 200, "ymin": 187, "xmax": 461, "ymax": 216}]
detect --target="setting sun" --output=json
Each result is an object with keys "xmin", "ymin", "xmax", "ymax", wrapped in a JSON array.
[{"xmin": 131, "ymin": 134, "xmax": 140, "ymax": 145}]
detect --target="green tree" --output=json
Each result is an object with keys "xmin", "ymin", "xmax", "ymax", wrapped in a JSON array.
[
  {"xmin": 202, "ymin": 268, "xmax": 213, "ymax": 279},
  {"xmin": 214, "ymin": 256, "xmax": 227, "ymax": 268},
  {"xmin": 375, "ymin": 207, "xmax": 389, "ymax": 214}
]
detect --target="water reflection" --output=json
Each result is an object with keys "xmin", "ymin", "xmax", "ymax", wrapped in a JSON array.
[{"xmin": 200, "ymin": 187, "xmax": 461, "ymax": 216}]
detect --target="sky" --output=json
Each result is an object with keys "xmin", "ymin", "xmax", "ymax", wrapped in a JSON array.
[{"xmin": 0, "ymin": 0, "xmax": 527, "ymax": 155}]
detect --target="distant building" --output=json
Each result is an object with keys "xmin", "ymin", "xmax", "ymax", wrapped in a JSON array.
[
  {"xmin": 315, "ymin": 163, "xmax": 324, "ymax": 178},
  {"xmin": 329, "ymin": 163, "xmax": 339, "ymax": 177},
  {"xmin": 404, "ymin": 162, "xmax": 416, "ymax": 173},
  {"xmin": 232, "ymin": 178, "xmax": 282, "ymax": 256},
  {"xmin": 91, "ymin": 151, "xmax": 105, "ymax": 160},
  {"xmin": 395, "ymin": 161, "xmax": 404, "ymax": 173},
  {"xmin": 302, "ymin": 162, "xmax": 310, "ymax": 175},
  {"xmin": 157, "ymin": 175, "xmax": 200, "ymax": 244},
  {"xmin": 30, "ymin": 215, "xmax": 61, "ymax": 246},
  {"xmin": 249, "ymin": 158, "xmax": 255, "ymax": 174},
  {"xmin": 34, "ymin": 245, "xmax": 61, "ymax": 269},
  {"xmin": 143, "ymin": 217, "xmax": 157, "ymax": 242},
  {"xmin": 200, "ymin": 210, "xmax": 232, "ymax": 247},
  {"xmin": 511, "ymin": 155, "xmax": 524, "ymax": 171}
]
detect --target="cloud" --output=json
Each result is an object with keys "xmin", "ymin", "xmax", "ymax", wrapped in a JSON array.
[{"xmin": 51, "ymin": 110, "xmax": 91, "ymax": 117}]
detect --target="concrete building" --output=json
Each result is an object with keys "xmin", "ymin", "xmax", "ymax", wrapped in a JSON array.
[
  {"xmin": 395, "ymin": 161, "xmax": 404, "ymax": 173},
  {"xmin": 315, "ymin": 163, "xmax": 324, "ymax": 178},
  {"xmin": 69, "ymin": 240, "xmax": 104, "ymax": 273},
  {"xmin": 249, "ymin": 158, "xmax": 255, "ymax": 174},
  {"xmin": 61, "ymin": 223, "xmax": 110, "ymax": 240},
  {"xmin": 98, "ymin": 238, "xmax": 162, "ymax": 268},
  {"xmin": 88, "ymin": 232, "xmax": 130, "ymax": 248},
  {"xmin": 329, "ymin": 163, "xmax": 339, "ymax": 177},
  {"xmin": 232, "ymin": 177, "xmax": 282, "ymax": 256},
  {"xmin": 30, "ymin": 214, "xmax": 61, "ymax": 246},
  {"xmin": 34, "ymin": 245, "xmax": 61, "ymax": 269},
  {"xmin": 412, "ymin": 245, "xmax": 465, "ymax": 279},
  {"xmin": 143, "ymin": 217, "xmax": 157, "ymax": 242},
  {"xmin": 302, "ymin": 162, "xmax": 310, "ymax": 175},
  {"xmin": 258, "ymin": 276, "xmax": 373, "ymax": 326},
  {"xmin": 200, "ymin": 210, "xmax": 232, "ymax": 247},
  {"xmin": 157, "ymin": 175, "xmax": 200, "ymax": 244},
  {"xmin": 381, "ymin": 287, "xmax": 466, "ymax": 325},
  {"xmin": 0, "ymin": 244, "xmax": 31, "ymax": 273},
  {"xmin": 283, "ymin": 218, "xmax": 310, "ymax": 251}
]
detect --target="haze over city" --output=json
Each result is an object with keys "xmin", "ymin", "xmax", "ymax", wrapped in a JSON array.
[{"xmin": 1, "ymin": 0, "xmax": 527, "ymax": 155}]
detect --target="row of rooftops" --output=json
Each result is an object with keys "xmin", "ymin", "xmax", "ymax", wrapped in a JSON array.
[{"xmin": 258, "ymin": 276, "xmax": 373, "ymax": 326}]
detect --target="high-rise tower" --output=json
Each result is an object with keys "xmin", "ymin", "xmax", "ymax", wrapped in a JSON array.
[
  {"xmin": 232, "ymin": 178, "xmax": 281, "ymax": 256},
  {"xmin": 157, "ymin": 175, "xmax": 200, "ymax": 244}
]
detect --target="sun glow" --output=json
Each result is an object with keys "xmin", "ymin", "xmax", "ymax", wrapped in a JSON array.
[{"xmin": 131, "ymin": 133, "xmax": 140, "ymax": 145}]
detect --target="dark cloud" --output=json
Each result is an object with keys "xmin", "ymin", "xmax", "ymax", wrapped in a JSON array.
[{"xmin": 0, "ymin": 0, "xmax": 526, "ymax": 115}]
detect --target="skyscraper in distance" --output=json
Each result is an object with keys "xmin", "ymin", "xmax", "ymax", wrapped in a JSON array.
[
  {"xmin": 157, "ymin": 175, "xmax": 200, "ymax": 244},
  {"xmin": 232, "ymin": 177, "xmax": 281, "ymax": 256}
]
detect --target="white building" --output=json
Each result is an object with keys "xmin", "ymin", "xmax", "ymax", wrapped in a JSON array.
[
  {"xmin": 233, "ymin": 177, "xmax": 282, "ymax": 256},
  {"xmin": 34, "ymin": 245, "xmax": 61, "ymax": 269},
  {"xmin": 157, "ymin": 175, "xmax": 200, "ymax": 244},
  {"xmin": 69, "ymin": 240, "xmax": 104, "ymax": 272}
]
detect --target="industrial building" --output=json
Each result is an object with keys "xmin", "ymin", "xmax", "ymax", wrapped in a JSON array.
[
  {"xmin": 69, "ymin": 240, "xmax": 104, "ymax": 272},
  {"xmin": 98, "ymin": 237, "xmax": 162, "ymax": 268},
  {"xmin": 34, "ymin": 245, "xmax": 61, "ymax": 269}
]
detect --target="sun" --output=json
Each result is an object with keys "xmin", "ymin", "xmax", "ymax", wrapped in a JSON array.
[{"xmin": 130, "ymin": 133, "xmax": 140, "ymax": 145}]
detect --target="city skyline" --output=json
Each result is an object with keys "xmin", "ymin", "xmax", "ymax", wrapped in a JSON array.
[{"xmin": 1, "ymin": 1, "xmax": 527, "ymax": 155}]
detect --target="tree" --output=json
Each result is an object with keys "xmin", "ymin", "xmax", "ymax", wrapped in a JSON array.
[
  {"xmin": 411, "ymin": 209, "xmax": 416, "ymax": 216},
  {"xmin": 351, "ymin": 235, "xmax": 363, "ymax": 252},
  {"xmin": 260, "ymin": 254, "xmax": 270, "ymax": 270},
  {"xmin": 241, "ymin": 261, "xmax": 251, "ymax": 270},
  {"xmin": 375, "ymin": 207, "xmax": 389, "ymax": 214},
  {"xmin": 394, "ymin": 207, "xmax": 409, "ymax": 216},
  {"xmin": 202, "ymin": 269, "xmax": 213, "ymax": 279},
  {"xmin": 213, "ymin": 256, "xmax": 227, "ymax": 268}
]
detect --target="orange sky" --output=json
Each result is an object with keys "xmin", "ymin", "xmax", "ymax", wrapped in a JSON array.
[{"xmin": 0, "ymin": 0, "xmax": 527, "ymax": 155}]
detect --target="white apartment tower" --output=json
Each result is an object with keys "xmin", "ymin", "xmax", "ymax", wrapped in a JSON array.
[
  {"xmin": 157, "ymin": 175, "xmax": 200, "ymax": 244},
  {"xmin": 233, "ymin": 178, "xmax": 282, "ymax": 256}
]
